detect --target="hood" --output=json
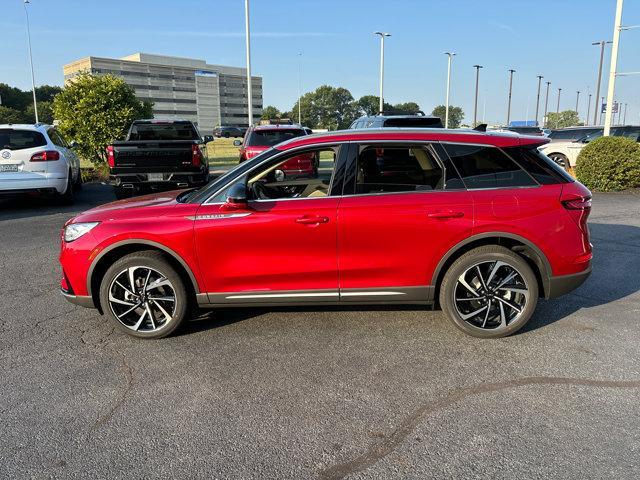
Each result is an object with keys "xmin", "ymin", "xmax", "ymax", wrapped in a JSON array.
[{"xmin": 70, "ymin": 189, "xmax": 183, "ymax": 224}]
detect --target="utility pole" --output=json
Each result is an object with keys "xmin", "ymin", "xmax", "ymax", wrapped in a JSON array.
[
  {"xmin": 592, "ymin": 40, "xmax": 612, "ymax": 125},
  {"xmin": 543, "ymin": 81, "xmax": 551, "ymax": 127},
  {"xmin": 534, "ymin": 75, "xmax": 543, "ymax": 126},
  {"xmin": 244, "ymin": 0, "xmax": 253, "ymax": 127},
  {"xmin": 444, "ymin": 52, "xmax": 456, "ymax": 128},
  {"xmin": 506, "ymin": 69, "xmax": 515, "ymax": 126},
  {"xmin": 374, "ymin": 32, "xmax": 391, "ymax": 114},
  {"xmin": 473, "ymin": 65, "xmax": 483, "ymax": 126},
  {"xmin": 604, "ymin": 0, "xmax": 624, "ymax": 136},
  {"xmin": 587, "ymin": 94, "xmax": 592, "ymax": 125},
  {"xmin": 556, "ymin": 88, "xmax": 562, "ymax": 114},
  {"xmin": 575, "ymin": 90, "xmax": 580, "ymax": 116},
  {"xmin": 24, "ymin": 0, "xmax": 38, "ymax": 123},
  {"xmin": 623, "ymin": 102, "xmax": 628, "ymax": 124}
]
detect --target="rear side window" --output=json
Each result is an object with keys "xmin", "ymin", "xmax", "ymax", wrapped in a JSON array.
[
  {"xmin": 503, "ymin": 146, "xmax": 573, "ymax": 184},
  {"xmin": 246, "ymin": 129, "xmax": 304, "ymax": 147},
  {"xmin": 443, "ymin": 144, "xmax": 537, "ymax": 189},
  {"xmin": 128, "ymin": 122, "xmax": 199, "ymax": 141},
  {"xmin": 0, "ymin": 129, "xmax": 47, "ymax": 150}
]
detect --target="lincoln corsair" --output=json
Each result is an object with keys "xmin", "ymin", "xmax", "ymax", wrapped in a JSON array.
[{"xmin": 60, "ymin": 128, "xmax": 592, "ymax": 339}]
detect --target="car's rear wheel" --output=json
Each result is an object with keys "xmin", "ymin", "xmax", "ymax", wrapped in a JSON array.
[
  {"xmin": 56, "ymin": 171, "xmax": 75, "ymax": 205},
  {"xmin": 439, "ymin": 246, "xmax": 538, "ymax": 338},
  {"xmin": 548, "ymin": 152, "xmax": 569, "ymax": 169},
  {"xmin": 99, "ymin": 251, "xmax": 189, "ymax": 339}
]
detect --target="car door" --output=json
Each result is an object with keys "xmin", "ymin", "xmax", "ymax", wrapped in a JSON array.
[
  {"xmin": 337, "ymin": 142, "xmax": 474, "ymax": 302},
  {"xmin": 193, "ymin": 144, "xmax": 346, "ymax": 305}
]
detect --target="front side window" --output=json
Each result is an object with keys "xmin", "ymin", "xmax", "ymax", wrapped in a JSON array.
[
  {"xmin": 443, "ymin": 144, "xmax": 537, "ymax": 189},
  {"xmin": 355, "ymin": 146, "xmax": 444, "ymax": 194},
  {"xmin": 48, "ymin": 129, "xmax": 67, "ymax": 147},
  {"xmin": 217, "ymin": 147, "xmax": 338, "ymax": 202}
]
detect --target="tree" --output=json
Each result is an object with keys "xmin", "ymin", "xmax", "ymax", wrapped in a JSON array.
[
  {"xmin": 393, "ymin": 102, "xmax": 421, "ymax": 114},
  {"xmin": 0, "ymin": 83, "xmax": 30, "ymax": 111},
  {"xmin": 356, "ymin": 95, "xmax": 392, "ymax": 116},
  {"xmin": 53, "ymin": 74, "xmax": 153, "ymax": 165},
  {"xmin": 545, "ymin": 110, "xmax": 582, "ymax": 129},
  {"xmin": 432, "ymin": 105, "xmax": 464, "ymax": 128},
  {"xmin": 35, "ymin": 85, "xmax": 63, "ymax": 103},
  {"xmin": 0, "ymin": 106, "xmax": 28, "ymax": 124},
  {"xmin": 261, "ymin": 105, "xmax": 282, "ymax": 120},
  {"xmin": 291, "ymin": 85, "xmax": 358, "ymax": 130},
  {"xmin": 25, "ymin": 101, "xmax": 54, "ymax": 124}
]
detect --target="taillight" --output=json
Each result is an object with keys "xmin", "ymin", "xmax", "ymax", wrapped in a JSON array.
[
  {"xmin": 562, "ymin": 197, "xmax": 592, "ymax": 210},
  {"xmin": 106, "ymin": 145, "xmax": 115, "ymax": 168},
  {"xmin": 562, "ymin": 195, "xmax": 592, "ymax": 233},
  {"xmin": 30, "ymin": 150, "xmax": 60, "ymax": 162},
  {"xmin": 191, "ymin": 144, "xmax": 202, "ymax": 167}
]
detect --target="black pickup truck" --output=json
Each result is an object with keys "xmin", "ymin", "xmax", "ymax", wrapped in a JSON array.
[{"xmin": 106, "ymin": 120, "xmax": 212, "ymax": 199}]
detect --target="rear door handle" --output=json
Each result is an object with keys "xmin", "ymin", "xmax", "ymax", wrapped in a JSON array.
[
  {"xmin": 296, "ymin": 216, "xmax": 329, "ymax": 225},
  {"xmin": 427, "ymin": 210, "xmax": 465, "ymax": 219}
]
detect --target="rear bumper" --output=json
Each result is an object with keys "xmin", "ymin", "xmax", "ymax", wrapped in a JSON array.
[
  {"xmin": 546, "ymin": 266, "xmax": 592, "ymax": 299},
  {"xmin": 109, "ymin": 171, "xmax": 209, "ymax": 187},
  {"xmin": 61, "ymin": 291, "xmax": 95, "ymax": 309},
  {"xmin": 0, "ymin": 173, "xmax": 67, "ymax": 194}
]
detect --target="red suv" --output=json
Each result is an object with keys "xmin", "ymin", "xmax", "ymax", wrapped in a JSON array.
[
  {"xmin": 60, "ymin": 129, "xmax": 592, "ymax": 339},
  {"xmin": 235, "ymin": 123, "xmax": 318, "ymax": 178}
]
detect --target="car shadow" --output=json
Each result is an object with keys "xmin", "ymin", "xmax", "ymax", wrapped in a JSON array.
[
  {"xmin": 0, "ymin": 183, "xmax": 115, "ymax": 222},
  {"xmin": 180, "ymin": 222, "xmax": 640, "ymax": 337}
]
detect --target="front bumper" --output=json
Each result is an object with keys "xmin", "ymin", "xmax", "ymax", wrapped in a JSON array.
[{"xmin": 546, "ymin": 266, "xmax": 592, "ymax": 298}]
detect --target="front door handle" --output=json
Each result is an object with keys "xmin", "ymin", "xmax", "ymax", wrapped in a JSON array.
[
  {"xmin": 427, "ymin": 210, "xmax": 465, "ymax": 219},
  {"xmin": 296, "ymin": 215, "xmax": 329, "ymax": 225}
]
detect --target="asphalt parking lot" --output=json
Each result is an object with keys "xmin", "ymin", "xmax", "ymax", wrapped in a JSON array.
[{"xmin": 1, "ymin": 184, "xmax": 639, "ymax": 479}]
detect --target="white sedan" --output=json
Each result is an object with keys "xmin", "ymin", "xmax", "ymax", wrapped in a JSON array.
[{"xmin": 0, "ymin": 124, "xmax": 81, "ymax": 203}]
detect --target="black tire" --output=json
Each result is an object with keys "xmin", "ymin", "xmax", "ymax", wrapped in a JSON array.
[
  {"xmin": 56, "ymin": 172, "xmax": 75, "ymax": 205},
  {"xmin": 99, "ymin": 251, "xmax": 189, "ymax": 339},
  {"xmin": 439, "ymin": 245, "xmax": 538, "ymax": 338},
  {"xmin": 73, "ymin": 169, "xmax": 83, "ymax": 191},
  {"xmin": 548, "ymin": 153, "xmax": 569, "ymax": 169},
  {"xmin": 114, "ymin": 186, "xmax": 132, "ymax": 200}
]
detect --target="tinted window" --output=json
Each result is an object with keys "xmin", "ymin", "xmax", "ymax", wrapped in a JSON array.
[
  {"xmin": 444, "ymin": 144, "xmax": 537, "ymax": 189},
  {"xmin": 246, "ymin": 129, "xmax": 305, "ymax": 147},
  {"xmin": 0, "ymin": 129, "xmax": 47, "ymax": 150},
  {"xmin": 48, "ymin": 129, "xmax": 67, "ymax": 147},
  {"xmin": 382, "ymin": 117, "xmax": 444, "ymax": 128},
  {"xmin": 503, "ymin": 146, "xmax": 573, "ymax": 184},
  {"xmin": 128, "ymin": 122, "xmax": 199, "ymax": 141},
  {"xmin": 614, "ymin": 128, "xmax": 640, "ymax": 141},
  {"xmin": 355, "ymin": 146, "xmax": 444, "ymax": 194}
]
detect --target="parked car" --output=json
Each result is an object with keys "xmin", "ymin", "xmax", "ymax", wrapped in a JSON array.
[
  {"xmin": 547, "ymin": 126, "xmax": 602, "ymax": 143},
  {"xmin": 0, "ymin": 124, "xmax": 81, "ymax": 204},
  {"xmin": 234, "ymin": 122, "xmax": 316, "ymax": 178},
  {"xmin": 540, "ymin": 125, "xmax": 640, "ymax": 167},
  {"xmin": 60, "ymin": 128, "xmax": 592, "ymax": 340},
  {"xmin": 106, "ymin": 120, "xmax": 212, "ymax": 199},
  {"xmin": 214, "ymin": 126, "xmax": 245, "ymax": 138},
  {"xmin": 349, "ymin": 111, "xmax": 443, "ymax": 129}
]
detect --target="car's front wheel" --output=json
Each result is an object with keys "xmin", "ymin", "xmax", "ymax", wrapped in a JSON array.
[
  {"xmin": 439, "ymin": 246, "xmax": 538, "ymax": 338},
  {"xmin": 99, "ymin": 251, "xmax": 189, "ymax": 339}
]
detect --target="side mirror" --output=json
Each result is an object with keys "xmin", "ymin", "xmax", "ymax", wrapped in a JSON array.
[
  {"xmin": 203, "ymin": 135, "xmax": 214, "ymax": 143},
  {"xmin": 233, "ymin": 139, "xmax": 243, "ymax": 147},
  {"xmin": 224, "ymin": 182, "xmax": 248, "ymax": 209}
]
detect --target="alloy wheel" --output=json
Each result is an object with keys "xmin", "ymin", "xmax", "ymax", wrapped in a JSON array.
[
  {"xmin": 108, "ymin": 266, "xmax": 177, "ymax": 333},
  {"xmin": 453, "ymin": 260, "xmax": 530, "ymax": 330}
]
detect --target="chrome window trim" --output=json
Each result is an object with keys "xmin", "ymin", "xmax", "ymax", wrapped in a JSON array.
[{"xmin": 203, "ymin": 141, "xmax": 341, "ymax": 205}]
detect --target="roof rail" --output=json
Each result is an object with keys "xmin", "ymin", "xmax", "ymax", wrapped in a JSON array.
[{"xmin": 378, "ymin": 110, "xmax": 426, "ymax": 116}]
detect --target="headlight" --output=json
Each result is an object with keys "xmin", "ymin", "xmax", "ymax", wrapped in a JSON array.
[{"xmin": 64, "ymin": 222, "xmax": 99, "ymax": 242}]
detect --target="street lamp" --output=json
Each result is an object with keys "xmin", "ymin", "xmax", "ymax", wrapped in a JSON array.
[
  {"xmin": 443, "ymin": 52, "xmax": 456, "ymax": 128},
  {"xmin": 587, "ymin": 93, "xmax": 592, "ymax": 124},
  {"xmin": 244, "ymin": 0, "xmax": 253, "ymax": 127},
  {"xmin": 297, "ymin": 52, "xmax": 302, "ymax": 124},
  {"xmin": 473, "ymin": 65, "xmax": 483, "ymax": 127},
  {"xmin": 592, "ymin": 40, "xmax": 612, "ymax": 125},
  {"xmin": 575, "ymin": 90, "xmax": 581, "ymax": 116},
  {"xmin": 623, "ymin": 102, "xmax": 628, "ymax": 124},
  {"xmin": 556, "ymin": 88, "xmax": 562, "ymax": 114},
  {"xmin": 604, "ymin": 0, "xmax": 624, "ymax": 136},
  {"xmin": 373, "ymin": 32, "xmax": 391, "ymax": 114},
  {"xmin": 506, "ymin": 69, "xmax": 515, "ymax": 126},
  {"xmin": 543, "ymin": 81, "xmax": 551, "ymax": 127},
  {"xmin": 24, "ymin": 0, "xmax": 38, "ymax": 123},
  {"xmin": 534, "ymin": 75, "xmax": 543, "ymax": 126}
]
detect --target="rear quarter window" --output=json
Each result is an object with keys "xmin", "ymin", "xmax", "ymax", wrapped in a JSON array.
[
  {"xmin": 443, "ymin": 143, "xmax": 538, "ymax": 189},
  {"xmin": 0, "ymin": 129, "xmax": 47, "ymax": 150},
  {"xmin": 503, "ymin": 145, "xmax": 574, "ymax": 184}
]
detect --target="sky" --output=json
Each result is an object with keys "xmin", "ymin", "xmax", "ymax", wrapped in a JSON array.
[{"xmin": 2, "ymin": 0, "xmax": 639, "ymax": 125}]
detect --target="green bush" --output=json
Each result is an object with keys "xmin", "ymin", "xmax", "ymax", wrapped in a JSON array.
[{"xmin": 575, "ymin": 136, "xmax": 640, "ymax": 192}]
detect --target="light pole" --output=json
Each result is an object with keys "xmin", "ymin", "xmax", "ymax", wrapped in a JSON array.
[
  {"xmin": 506, "ymin": 69, "xmax": 515, "ymax": 126},
  {"xmin": 604, "ymin": 0, "xmax": 624, "ymax": 136},
  {"xmin": 587, "ymin": 94, "xmax": 592, "ymax": 124},
  {"xmin": 24, "ymin": 0, "xmax": 38, "ymax": 123},
  {"xmin": 575, "ymin": 90, "xmax": 580, "ymax": 117},
  {"xmin": 600, "ymin": 96, "xmax": 605, "ymax": 124},
  {"xmin": 556, "ymin": 88, "xmax": 562, "ymax": 114},
  {"xmin": 297, "ymin": 52, "xmax": 302, "ymax": 125},
  {"xmin": 623, "ymin": 102, "xmax": 628, "ymax": 124},
  {"xmin": 534, "ymin": 75, "xmax": 543, "ymax": 126},
  {"xmin": 592, "ymin": 40, "xmax": 612, "ymax": 125},
  {"xmin": 374, "ymin": 32, "xmax": 391, "ymax": 114},
  {"xmin": 244, "ymin": 0, "xmax": 253, "ymax": 127},
  {"xmin": 473, "ymin": 65, "xmax": 483, "ymax": 127},
  {"xmin": 444, "ymin": 52, "xmax": 456, "ymax": 128},
  {"xmin": 543, "ymin": 81, "xmax": 551, "ymax": 127}
]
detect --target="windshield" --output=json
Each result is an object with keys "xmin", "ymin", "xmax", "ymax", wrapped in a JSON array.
[
  {"xmin": 128, "ymin": 122, "xmax": 199, "ymax": 141},
  {"xmin": 0, "ymin": 129, "xmax": 47, "ymax": 150},
  {"xmin": 246, "ymin": 129, "xmax": 304, "ymax": 147},
  {"xmin": 178, "ymin": 148, "xmax": 279, "ymax": 203}
]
